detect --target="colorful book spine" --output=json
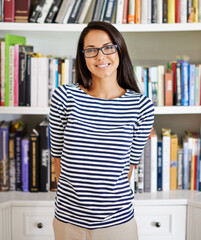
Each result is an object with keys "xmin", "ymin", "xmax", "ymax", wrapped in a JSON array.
[
  {"xmin": 170, "ymin": 134, "xmax": 178, "ymax": 190},
  {"xmin": 157, "ymin": 140, "xmax": 163, "ymax": 191},
  {"xmin": 21, "ymin": 138, "xmax": 29, "ymax": 192},
  {"xmin": 181, "ymin": 60, "xmax": 189, "ymax": 106},
  {"xmin": 167, "ymin": 0, "xmax": 175, "ymax": 23}
]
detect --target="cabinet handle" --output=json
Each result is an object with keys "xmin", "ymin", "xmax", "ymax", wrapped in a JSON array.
[
  {"xmin": 155, "ymin": 222, "xmax": 161, "ymax": 228},
  {"xmin": 37, "ymin": 222, "xmax": 43, "ymax": 229}
]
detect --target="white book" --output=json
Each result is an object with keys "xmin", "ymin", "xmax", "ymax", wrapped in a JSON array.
[
  {"xmin": 134, "ymin": 66, "xmax": 144, "ymax": 94},
  {"xmin": 151, "ymin": 133, "xmax": 158, "ymax": 192},
  {"xmin": 141, "ymin": 0, "xmax": 148, "ymax": 24},
  {"xmin": 37, "ymin": 0, "xmax": 54, "ymax": 23},
  {"xmin": 55, "ymin": 0, "xmax": 70, "ymax": 23},
  {"xmin": 162, "ymin": 135, "xmax": 171, "ymax": 191},
  {"xmin": 0, "ymin": 41, "xmax": 5, "ymax": 105},
  {"xmin": 157, "ymin": 65, "xmax": 165, "ymax": 106},
  {"xmin": 31, "ymin": 57, "xmax": 38, "ymax": 107},
  {"xmin": 128, "ymin": 0, "xmax": 135, "ymax": 24},
  {"xmin": 157, "ymin": 0, "xmax": 163, "ymax": 23},
  {"xmin": 180, "ymin": 0, "xmax": 187, "ymax": 23},
  {"xmin": 9, "ymin": 45, "xmax": 14, "ymax": 107},
  {"xmin": 199, "ymin": 0, "xmax": 201, "ymax": 22},
  {"xmin": 78, "ymin": 0, "xmax": 92, "ymax": 23},
  {"xmin": 64, "ymin": 58, "xmax": 70, "ymax": 84},
  {"xmin": 115, "ymin": 0, "xmax": 124, "ymax": 24},
  {"xmin": 147, "ymin": 0, "xmax": 152, "ymax": 24},
  {"xmin": 62, "ymin": 0, "xmax": 76, "ymax": 24}
]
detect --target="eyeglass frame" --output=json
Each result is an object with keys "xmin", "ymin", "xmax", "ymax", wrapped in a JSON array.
[{"xmin": 82, "ymin": 44, "xmax": 118, "ymax": 58}]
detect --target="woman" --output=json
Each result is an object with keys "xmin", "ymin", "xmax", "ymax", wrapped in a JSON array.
[{"xmin": 49, "ymin": 21, "xmax": 154, "ymax": 240}]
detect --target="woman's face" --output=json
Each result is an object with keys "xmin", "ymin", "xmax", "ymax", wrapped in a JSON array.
[{"xmin": 83, "ymin": 29, "xmax": 119, "ymax": 81}]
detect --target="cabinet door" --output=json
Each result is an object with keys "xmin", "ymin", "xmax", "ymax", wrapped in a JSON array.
[
  {"xmin": 12, "ymin": 207, "xmax": 54, "ymax": 240},
  {"xmin": 135, "ymin": 205, "xmax": 186, "ymax": 240}
]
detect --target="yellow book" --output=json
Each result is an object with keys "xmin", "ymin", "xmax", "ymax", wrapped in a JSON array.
[
  {"xmin": 170, "ymin": 134, "xmax": 178, "ymax": 190},
  {"xmin": 193, "ymin": 0, "xmax": 199, "ymax": 22},
  {"xmin": 168, "ymin": 0, "xmax": 175, "ymax": 23},
  {"xmin": 61, "ymin": 62, "xmax": 65, "ymax": 85}
]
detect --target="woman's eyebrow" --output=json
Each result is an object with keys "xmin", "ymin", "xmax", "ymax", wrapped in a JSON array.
[{"xmin": 85, "ymin": 42, "xmax": 113, "ymax": 48}]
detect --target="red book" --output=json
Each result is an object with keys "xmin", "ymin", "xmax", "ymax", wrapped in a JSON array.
[
  {"xmin": 165, "ymin": 69, "xmax": 173, "ymax": 106},
  {"xmin": 170, "ymin": 62, "xmax": 177, "ymax": 105},
  {"xmin": 14, "ymin": 0, "xmax": 31, "ymax": 22},
  {"xmin": 4, "ymin": 0, "xmax": 15, "ymax": 22},
  {"xmin": 175, "ymin": 0, "xmax": 181, "ymax": 23},
  {"xmin": 122, "ymin": 0, "xmax": 129, "ymax": 24}
]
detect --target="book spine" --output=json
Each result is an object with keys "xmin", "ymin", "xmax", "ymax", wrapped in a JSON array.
[
  {"xmin": 151, "ymin": 134, "xmax": 157, "ymax": 192},
  {"xmin": 18, "ymin": 52, "xmax": 26, "ymax": 106},
  {"xmin": 9, "ymin": 45, "xmax": 14, "ymax": 107},
  {"xmin": 199, "ymin": 0, "xmax": 201, "ymax": 22},
  {"xmin": 193, "ymin": 0, "xmax": 198, "ymax": 22},
  {"xmin": 170, "ymin": 135, "xmax": 178, "ymax": 190},
  {"xmin": 14, "ymin": 0, "xmax": 31, "ymax": 23},
  {"xmin": 196, "ymin": 138, "xmax": 200, "ymax": 190},
  {"xmin": 78, "ymin": 0, "xmax": 93, "ymax": 23},
  {"xmin": 157, "ymin": 65, "xmax": 164, "ymax": 106},
  {"xmin": 37, "ymin": 0, "xmax": 54, "ymax": 23},
  {"xmin": 30, "ymin": 57, "xmax": 38, "ymax": 107},
  {"xmin": 45, "ymin": 0, "xmax": 63, "ymax": 23},
  {"xmin": 141, "ymin": 0, "xmax": 148, "ymax": 24},
  {"xmin": 175, "ymin": 0, "xmax": 181, "ymax": 23},
  {"xmin": 163, "ymin": 0, "xmax": 168, "ymax": 23},
  {"xmin": 135, "ymin": 0, "xmax": 141, "ymax": 24},
  {"xmin": 29, "ymin": 0, "xmax": 46, "ymax": 22},
  {"xmin": 26, "ymin": 53, "xmax": 32, "ymax": 106},
  {"xmin": 62, "ymin": 0, "xmax": 76, "ymax": 24},
  {"xmin": 0, "ymin": 41, "xmax": 5, "ymax": 106},
  {"xmin": 165, "ymin": 70, "xmax": 173, "ymax": 106},
  {"xmin": 116, "ymin": 0, "xmax": 124, "ymax": 24},
  {"xmin": 176, "ymin": 61, "xmax": 182, "ymax": 106},
  {"xmin": 128, "ymin": 0, "xmax": 135, "ymax": 23},
  {"xmin": 14, "ymin": 45, "xmax": 19, "ymax": 107},
  {"xmin": 183, "ymin": 141, "xmax": 189, "ymax": 189},
  {"xmin": 4, "ymin": 0, "xmax": 15, "ymax": 22},
  {"xmin": 195, "ymin": 65, "xmax": 200, "ymax": 106},
  {"xmin": 181, "ymin": 0, "xmax": 187, "ymax": 23},
  {"xmin": 50, "ymin": 156, "xmax": 57, "ymax": 191},
  {"xmin": 68, "ymin": 0, "xmax": 85, "ymax": 23},
  {"xmin": 151, "ymin": 0, "xmax": 157, "ymax": 23},
  {"xmin": 29, "ymin": 135, "xmax": 39, "ymax": 192},
  {"xmin": 162, "ymin": 135, "xmax": 171, "ymax": 191},
  {"xmin": 144, "ymin": 139, "xmax": 151, "ymax": 192},
  {"xmin": 177, "ymin": 148, "xmax": 183, "ymax": 189},
  {"xmin": 171, "ymin": 62, "xmax": 177, "ymax": 105},
  {"xmin": 9, "ymin": 133, "xmax": 15, "ymax": 191},
  {"xmin": 122, "ymin": 0, "xmax": 129, "ymax": 24},
  {"xmin": 157, "ymin": 0, "xmax": 163, "ymax": 23},
  {"xmin": 187, "ymin": 0, "xmax": 193, "ymax": 23},
  {"xmin": 157, "ymin": 141, "xmax": 163, "ymax": 191},
  {"xmin": 21, "ymin": 138, "xmax": 29, "ymax": 192},
  {"xmin": 0, "ymin": 0, "xmax": 3, "ymax": 22},
  {"xmin": 15, "ymin": 131, "xmax": 22, "ymax": 191},
  {"xmin": 103, "ymin": 0, "xmax": 116, "ymax": 23},
  {"xmin": 189, "ymin": 64, "xmax": 195, "ymax": 106},
  {"xmin": 181, "ymin": 61, "xmax": 189, "ymax": 106},
  {"xmin": 168, "ymin": 0, "xmax": 175, "ymax": 23}
]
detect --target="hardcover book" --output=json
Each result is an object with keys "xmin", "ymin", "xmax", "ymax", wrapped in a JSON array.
[
  {"xmin": 21, "ymin": 137, "xmax": 29, "ymax": 192},
  {"xmin": 45, "ymin": 0, "xmax": 63, "ymax": 23},
  {"xmin": 9, "ymin": 132, "xmax": 15, "ymax": 191},
  {"xmin": 29, "ymin": 0, "xmax": 46, "ymax": 22},
  {"xmin": 4, "ymin": 0, "xmax": 15, "ymax": 22},
  {"xmin": 14, "ymin": 0, "xmax": 31, "ymax": 22}
]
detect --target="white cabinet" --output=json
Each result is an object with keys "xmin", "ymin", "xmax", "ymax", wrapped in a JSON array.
[
  {"xmin": 135, "ymin": 206, "xmax": 186, "ymax": 240},
  {"xmin": 11, "ymin": 207, "xmax": 54, "ymax": 240}
]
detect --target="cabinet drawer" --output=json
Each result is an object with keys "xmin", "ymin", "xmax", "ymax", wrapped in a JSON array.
[
  {"xmin": 134, "ymin": 205, "xmax": 186, "ymax": 240},
  {"xmin": 12, "ymin": 206, "xmax": 54, "ymax": 240}
]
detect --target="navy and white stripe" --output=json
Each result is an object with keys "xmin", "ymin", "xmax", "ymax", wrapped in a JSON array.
[{"xmin": 49, "ymin": 84, "xmax": 154, "ymax": 229}]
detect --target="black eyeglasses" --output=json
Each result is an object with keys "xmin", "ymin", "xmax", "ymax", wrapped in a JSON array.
[{"xmin": 82, "ymin": 44, "xmax": 118, "ymax": 58}]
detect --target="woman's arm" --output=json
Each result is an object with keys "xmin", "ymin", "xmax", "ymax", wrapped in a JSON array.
[
  {"xmin": 127, "ymin": 164, "xmax": 134, "ymax": 181},
  {"xmin": 53, "ymin": 157, "xmax": 61, "ymax": 184}
]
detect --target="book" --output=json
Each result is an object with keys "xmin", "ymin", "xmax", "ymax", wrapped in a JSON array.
[
  {"xmin": 177, "ymin": 147, "xmax": 183, "ymax": 190},
  {"xmin": 187, "ymin": 0, "xmax": 193, "ymax": 23},
  {"xmin": 157, "ymin": 65, "xmax": 165, "ymax": 106},
  {"xmin": 122, "ymin": 0, "xmax": 128, "ymax": 24},
  {"xmin": 29, "ymin": 0, "xmax": 46, "ymax": 22},
  {"xmin": 0, "ymin": 40, "xmax": 5, "ymax": 106},
  {"xmin": 168, "ymin": 0, "xmax": 175, "ymax": 23},
  {"xmin": 162, "ymin": 128, "xmax": 171, "ymax": 191},
  {"xmin": 18, "ymin": 45, "xmax": 34, "ymax": 106},
  {"xmin": 29, "ymin": 128, "xmax": 40, "ymax": 192},
  {"xmin": 4, "ymin": 0, "xmax": 15, "ymax": 22},
  {"xmin": 68, "ymin": 0, "xmax": 85, "ymax": 23},
  {"xmin": 103, "ymin": 0, "xmax": 116, "ymax": 23},
  {"xmin": 37, "ymin": 0, "xmax": 54, "ymax": 23},
  {"xmin": 128, "ymin": 0, "xmax": 135, "ymax": 23},
  {"xmin": 45, "ymin": 0, "xmax": 63, "ymax": 23},
  {"xmin": 144, "ymin": 137, "xmax": 151, "ymax": 192},
  {"xmin": 164, "ymin": 69, "xmax": 173, "ymax": 106},
  {"xmin": 189, "ymin": 64, "xmax": 195, "ymax": 106},
  {"xmin": 157, "ymin": 140, "xmax": 163, "ymax": 191},
  {"xmin": 39, "ymin": 119, "xmax": 50, "ymax": 192},
  {"xmin": 175, "ymin": 0, "xmax": 181, "ymax": 23},
  {"xmin": 163, "ymin": 0, "xmax": 168, "ymax": 23},
  {"xmin": 116, "ymin": 0, "xmax": 124, "ymax": 24},
  {"xmin": 77, "ymin": 0, "xmax": 93, "ymax": 23},
  {"xmin": 150, "ymin": 128, "xmax": 158, "ymax": 193},
  {"xmin": 14, "ymin": 0, "xmax": 31, "ymax": 23},
  {"xmin": 21, "ymin": 137, "xmax": 29, "ymax": 192},
  {"xmin": 50, "ymin": 156, "xmax": 57, "ymax": 191},
  {"xmin": 170, "ymin": 134, "xmax": 178, "ymax": 190},
  {"xmin": 141, "ymin": 0, "xmax": 148, "ymax": 24},
  {"xmin": 0, "ymin": 121, "xmax": 10, "ymax": 191},
  {"xmin": 181, "ymin": 60, "xmax": 189, "ymax": 106},
  {"xmin": 0, "ymin": 0, "xmax": 3, "ymax": 21},
  {"xmin": 156, "ymin": 0, "xmax": 163, "ymax": 24},
  {"xmin": 91, "ymin": 0, "xmax": 105, "ymax": 21},
  {"xmin": 151, "ymin": 0, "xmax": 157, "ymax": 23},
  {"xmin": 5, "ymin": 34, "xmax": 26, "ymax": 106},
  {"xmin": 183, "ymin": 139, "xmax": 189, "ymax": 189},
  {"xmin": 9, "ymin": 132, "xmax": 15, "ymax": 191},
  {"xmin": 193, "ymin": 0, "xmax": 198, "ymax": 22},
  {"xmin": 181, "ymin": 0, "xmax": 187, "ymax": 23},
  {"xmin": 176, "ymin": 61, "xmax": 182, "ymax": 106},
  {"xmin": 135, "ymin": 0, "xmax": 141, "ymax": 24},
  {"xmin": 9, "ymin": 45, "xmax": 14, "ymax": 107},
  {"xmin": 149, "ymin": 67, "xmax": 158, "ymax": 106},
  {"xmin": 169, "ymin": 61, "xmax": 177, "ymax": 105}
]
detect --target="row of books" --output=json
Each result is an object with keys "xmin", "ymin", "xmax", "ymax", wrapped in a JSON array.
[
  {"xmin": 130, "ymin": 127, "xmax": 201, "ymax": 193},
  {"xmin": 0, "ymin": 119, "xmax": 57, "ymax": 192},
  {"xmin": 0, "ymin": 34, "xmax": 75, "ymax": 107},
  {"xmin": 1, "ymin": 0, "xmax": 201, "ymax": 24},
  {"xmin": 134, "ymin": 60, "xmax": 201, "ymax": 107}
]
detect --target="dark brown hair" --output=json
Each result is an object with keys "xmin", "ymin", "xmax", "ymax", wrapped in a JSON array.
[{"xmin": 75, "ymin": 21, "xmax": 140, "ymax": 93}]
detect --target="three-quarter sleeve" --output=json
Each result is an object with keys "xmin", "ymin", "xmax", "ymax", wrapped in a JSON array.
[
  {"xmin": 49, "ymin": 86, "xmax": 68, "ymax": 158},
  {"xmin": 130, "ymin": 95, "xmax": 154, "ymax": 165}
]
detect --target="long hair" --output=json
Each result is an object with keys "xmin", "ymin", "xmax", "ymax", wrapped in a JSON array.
[{"xmin": 75, "ymin": 21, "xmax": 140, "ymax": 93}]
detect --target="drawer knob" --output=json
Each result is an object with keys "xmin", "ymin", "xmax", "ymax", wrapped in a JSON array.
[
  {"xmin": 37, "ymin": 222, "xmax": 43, "ymax": 229},
  {"xmin": 155, "ymin": 222, "xmax": 161, "ymax": 228}
]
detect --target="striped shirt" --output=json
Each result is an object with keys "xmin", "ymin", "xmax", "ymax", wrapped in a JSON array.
[{"xmin": 49, "ymin": 84, "xmax": 154, "ymax": 230}]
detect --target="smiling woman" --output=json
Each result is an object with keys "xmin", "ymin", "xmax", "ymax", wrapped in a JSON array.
[{"xmin": 49, "ymin": 21, "xmax": 154, "ymax": 240}]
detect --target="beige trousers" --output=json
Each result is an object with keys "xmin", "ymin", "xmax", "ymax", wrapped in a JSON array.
[{"xmin": 53, "ymin": 217, "xmax": 138, "ymax": 240}]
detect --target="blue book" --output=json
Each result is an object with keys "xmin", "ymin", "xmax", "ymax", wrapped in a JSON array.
[
  {"xmin": 189, "ymin": 64, "xmax": 195, "ymax": 106},
  {"xmin": 143, "ymin": 68, "xmax": 148, "ymax": 97},
  {"xmin": 21, "ymin": 137, "xmax": 29, "ymax": 192},
  {"xmin": 157, "ymin": 140, "xmax": 163, "ymax": 191},
  {"xmin": 149, "ymin": 67, "xmax": 158, "ymax": 106},
  {"xmin": 103, "ymin": 0, "xmax": 116, "ymax": 23},
  {"xmin": 181, "ymin": 60, "xmax": 189, "ymax": 106}
]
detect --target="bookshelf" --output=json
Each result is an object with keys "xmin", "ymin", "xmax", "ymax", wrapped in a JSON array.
[{"xmin": 0, "ymin": 21, "xmax": 200, "ymax": 240}]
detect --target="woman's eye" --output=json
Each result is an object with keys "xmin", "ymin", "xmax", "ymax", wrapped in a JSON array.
[{"xmin": 86, "ymin": 48, "xmax": 96, "ymax": 53}]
